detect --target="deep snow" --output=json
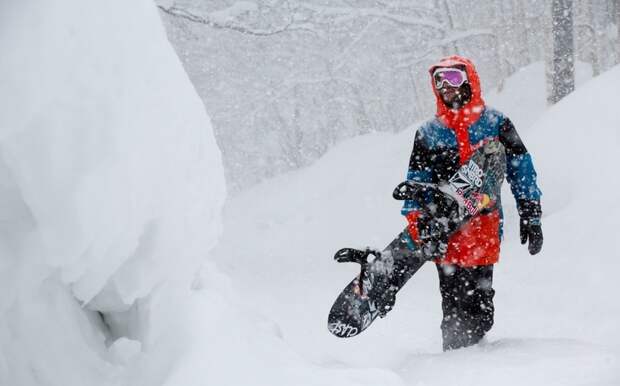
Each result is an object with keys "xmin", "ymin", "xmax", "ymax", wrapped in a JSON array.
[
  {"xmin": 210, "ymin": 63, "xmax": 620, "ymax": 385},
  {"xmin": 1, "ymin": 1, "xmax": 619, "ymax": 384},
  {"xmin": 0, "ymin": 1, "xmax": 225, "ymax": 385}
]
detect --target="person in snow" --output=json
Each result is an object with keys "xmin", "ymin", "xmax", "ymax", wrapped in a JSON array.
[{"xmin": 402, "ymin": 56, "xmax": 543, "ymax": 351}]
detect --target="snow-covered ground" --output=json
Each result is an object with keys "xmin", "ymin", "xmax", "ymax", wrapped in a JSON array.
[
  {"xmin": 210, "ymin": 63, "xmax": 620, "ymax": 385},
  {"xmin": 1, "ymin": 1, "xmax": 619, "ymax": 385}
]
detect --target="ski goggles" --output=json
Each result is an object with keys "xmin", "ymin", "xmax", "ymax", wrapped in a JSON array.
[{"xmin": 432, "ymin": 68, "xmax": 468, "ymax": 89}]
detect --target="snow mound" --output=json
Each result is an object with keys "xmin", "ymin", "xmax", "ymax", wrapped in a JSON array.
[{"xmin": 0, "ymin": 0, "xmax": 225, "ymax": 384}]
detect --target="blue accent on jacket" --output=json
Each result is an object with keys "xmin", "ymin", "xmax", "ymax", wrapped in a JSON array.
[{"xmin": 401, "ymin": 107, "xmax": 542, "ymax": 217}]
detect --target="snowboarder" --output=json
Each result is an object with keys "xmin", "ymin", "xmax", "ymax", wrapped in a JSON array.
[{"xmin": 403, "ymin": 55, "xmax": 543, "ymax": 351}]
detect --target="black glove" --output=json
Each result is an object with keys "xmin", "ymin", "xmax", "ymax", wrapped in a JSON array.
[{"xmin": 517, "ymin": 200, "xmax": 543, "ymax": 255}]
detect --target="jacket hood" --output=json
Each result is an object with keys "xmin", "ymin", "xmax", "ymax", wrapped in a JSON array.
[
  {"xmin": 429, "ymin": 55, "xmax": 485, "ymax": 119},
  {"xmin": 429, "ymin": 55, "xmax": 486, "ymax": 162}
]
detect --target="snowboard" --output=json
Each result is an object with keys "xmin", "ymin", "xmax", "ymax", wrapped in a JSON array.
[{"xmin": 327, "ymin": 139, "xmax": 507, "ymax": 338}]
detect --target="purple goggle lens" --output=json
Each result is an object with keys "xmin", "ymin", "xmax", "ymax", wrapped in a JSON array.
[{"xmin": 433, "ymin": 68, "xmax": 467, "ymax": 89}]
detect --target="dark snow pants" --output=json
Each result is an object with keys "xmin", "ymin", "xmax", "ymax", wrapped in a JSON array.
[{"xmin": 436, "ymin": 263, "xmax": 495, "ymax": 351}]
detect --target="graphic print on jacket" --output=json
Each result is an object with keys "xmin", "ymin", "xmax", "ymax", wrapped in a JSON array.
[{"xmin": 403, "ymin": 56, "xmax": 542, "ymax": 267}]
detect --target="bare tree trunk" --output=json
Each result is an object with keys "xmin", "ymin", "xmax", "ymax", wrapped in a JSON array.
[
  {"xmin": 439, "ymin": 0, "xmax": 459, "ymax": 55},
  {"xmin": 616, "ymin": 0, "xmax": 620, "ymax": 65},
  {"xmin": 489, "ymin": 1, "xmax": 506, "ymax": 92},
  {"xmin": 586, "ymin": 0, "xmax": 601, "ymax": 76},
  {"xmin": 549, "ymin": 0, "xmax": 575, "ymax": 104},
  {"xmin": 407, "ymin": 68, "xmax": 423, "ymax": 120},
  {"xmin": 516, "ymin": 0, "xmax": 531, "ymax": 66}
]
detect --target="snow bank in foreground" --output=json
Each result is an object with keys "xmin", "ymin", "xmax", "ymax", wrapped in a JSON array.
[{"xmin": 0, "ymin": 1, "xmax": 225, "ymax": 384}]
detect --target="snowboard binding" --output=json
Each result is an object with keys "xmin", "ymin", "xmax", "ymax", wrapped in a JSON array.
[
  {"xmin": 334, "ymin": 247, "xmax": 397, "ymax": 317},
  {"xmin": 334, "ymin": 247, "xmax": 381, "ymax": 265},
  {"xmin": 334, "ymin": 248, "xmax": 378, "ymax": 298}
]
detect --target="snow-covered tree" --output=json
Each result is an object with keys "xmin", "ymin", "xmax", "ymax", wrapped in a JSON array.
[{"xmin": 158, "ymin": 0, "xmax": 620, "ymax": 190}]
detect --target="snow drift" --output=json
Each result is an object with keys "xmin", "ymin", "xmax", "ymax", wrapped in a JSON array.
[{"xmin": 0, "ymin": 0, "xmax": 225, "ymax": 384}]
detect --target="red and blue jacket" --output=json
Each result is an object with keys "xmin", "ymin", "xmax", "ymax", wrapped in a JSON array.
[{"xmin": 402, "ymin": 56, "xmax": 541, "ymax": 267}]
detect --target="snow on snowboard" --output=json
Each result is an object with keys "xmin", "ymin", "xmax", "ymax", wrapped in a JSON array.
[{"xmin": 328, "ymin": 140, "xmax": 506, "ymax": 338}]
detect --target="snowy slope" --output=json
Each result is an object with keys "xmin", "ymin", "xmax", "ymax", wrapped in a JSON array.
[
  {"xmin": 211, "ymin": 64, "xmax": 620, "ymax": 385},
  {"xmin": 486, "ymin": 61, "xmax": 592, "ymax": 129}
]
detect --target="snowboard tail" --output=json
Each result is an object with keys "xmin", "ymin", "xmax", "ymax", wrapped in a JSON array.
[{"xmin": 327, "ymin": 233, "xmax": 427, "ymax": 338}]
